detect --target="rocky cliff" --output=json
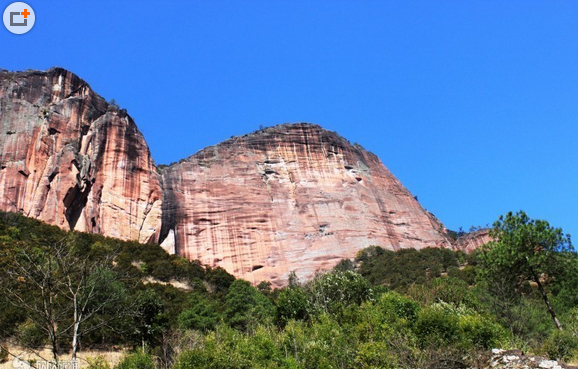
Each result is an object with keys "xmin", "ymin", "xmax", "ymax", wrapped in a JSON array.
[
  {"xmin": 1, "ymin": 68, "xmax": 483, "ymax": 286},
  {"xmin": 455, "ymin": 229, "xmax": 492, "ymax": 253},
  {"xmin": 0, "ymin": 68, "xmax": 162, "ymax": 243},
  {"xmin": 159, "ymin": 123, "xmax": 454, "ymax": 286}
]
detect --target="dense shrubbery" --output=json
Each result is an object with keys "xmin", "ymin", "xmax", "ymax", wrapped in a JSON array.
[{"xmin": 1, "ymin": 210, "xmax": 577, "ymax": 367}]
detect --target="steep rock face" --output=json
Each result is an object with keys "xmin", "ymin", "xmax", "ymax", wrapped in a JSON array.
[
  {"xmin": 160, "ymin": 124, "xmax": 454, "ymax": 286},
  {"xmin": 455, "ymin": 229, "xmax": 492, "ymax": 253},
  {"xmin": 0, "ymin": 68, "xmax": 162, "ymax": 243}
]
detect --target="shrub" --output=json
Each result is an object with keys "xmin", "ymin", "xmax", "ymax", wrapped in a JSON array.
[
  {"xmin": 542, "ymin": 330, "xmax": 578, "ymax": 361},
  {"xmin": 414, "ymin": 306, "xmax": 460, "ymax": 347},
  {"xmin": 354, "ymin": 341, "xmax": 397, "ymax": 369},
  {"xmin": 377, "ymin": 291, "xmax": 420, "ymax": 324},
  {"xmin": 276, "ymin": 286, "xmax": 310, "ymax": 326},
  {"xmin": 458, "ymin": 314, "xmax": 506, "ymax": 350},
  {"xmin": 115, "ymin": 350, "xmax": 154, "ymax": 369},
  {"xmin": 306, "ymin": 270, "xmax": 373, "ymax": 317},
  {"xmin": 87, "ymin": 356, "xmax": 111, "ymax": 369},
  {"xmin": 16, "ymin": 319, "xmax": 45, "ymax": 348}
]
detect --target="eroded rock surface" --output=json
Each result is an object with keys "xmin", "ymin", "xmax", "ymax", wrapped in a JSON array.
[
  {"xmin": 455, "ymin": 229, "xmax": 492, "ymax": 253},
  {"xmin": 0, "ymin": 68, "xmax": 162, "ymax": 243},
  {"xmin": 160, "ymin": 123, "xmax": 454, "ymax": 286},
  {"xmin": 1, "ymin": 68, "xmax": 488, "ymax": 287}
]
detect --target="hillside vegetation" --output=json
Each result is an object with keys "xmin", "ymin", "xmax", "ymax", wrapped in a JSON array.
[{"xmin": 0, "ymin": 211, "xmax": 577, "ymax": 369}]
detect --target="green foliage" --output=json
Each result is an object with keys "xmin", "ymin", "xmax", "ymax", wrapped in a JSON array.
[
  {"xmin": 86, "ymin": 356, "xmax": 111, "ymax": 369},
  {"xmin": 0, "ymin": 211, "xmax": 231, "ymax": 352},
  {"xmin": 306, "ymin": 270, "xmax": 373, "ymax": 317},
  {"xmin": 115, "ymin": 350, "xmax": 154, "ymax": 369},
  {"xmin": 131, "ymin": 289, "xmax": 169, "ymax": 348},
  {"xmin": 205, "ymin": 266, "xmax": 235, "ymax": 295},
  {"xmin": 275, "ymin": 286, "xmax": 310, "ymax": 326},
  {"xmin": 224, "ymin": 280, "xmax": 274, "ymax": 331},
  {"xmin": 353, "ymin": 341, "xmax": 397, "ymax": 369},
  {"xmin": 414, "ymin": 305, "xmax": 460, "ymax": 347},
  {"xmin": 479, "ymin": 211, "xmax": 572, "ymax": 331},
  {"xmin": 356, "ymin": 246, "xmax": 462, "ymax": 290},
  {"xmin": 16, "ymin": 318, "xmax": 45, "ymax": 348},
  {"xmin": 377, "ymin": 291, "xmax": 420, "ymax": 324},
  {"xmin": 458, "ymin": 314, "xmax": 506, "ymax": 350},
  {"xmin": 332, "ymin": 258, "xmax": 355, "ymax": 272},
  {"xmin": 479, "ymin": 211, "xmax": 572, "ymax": 294},
  {"xmin": 178, "ymin": 293, "xmax": 221, "ymax": 331},
  {"xmin": 408, "ymin": 276, "xmax": 477, "ymax": 309},
  {"xmin": 541, "ymin": 330, "xmax": 578, "ymax": 361},
  {"xmin": 3, "ymin": 210, "xmax": 578, "ymax": 364}
]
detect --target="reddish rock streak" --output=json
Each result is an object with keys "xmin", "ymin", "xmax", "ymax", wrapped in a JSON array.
[
  {"xmin": 1, "ymin": 69, "xmax": 487, "ymax": 287},
  {"xmin": 0, "ymin": 68, "xmax": 162, "ymax": 243}
]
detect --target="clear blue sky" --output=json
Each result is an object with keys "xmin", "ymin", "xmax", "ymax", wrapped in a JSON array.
[{"xmin": 2, "ymin": 1, "xmax": 577, "ymax": 239}]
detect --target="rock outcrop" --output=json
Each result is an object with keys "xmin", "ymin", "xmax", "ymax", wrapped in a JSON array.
[
  {"xmin": 489, "ymin": 349, "xmax": 576, "ymax": 369},
  {"xmin": 455, "ymin": 229, "xmax": 492, "ymax": 253},
  {"xmin": 1, "ymin": 68, "xmax": 488, "ymax": 286},
  {"xmin": 160, "ymin": 123, "xmax": 454, "ymax": 286},
  {"xmin": 0, "ymin": 68, "xmax": 162, "ymax": 243}
]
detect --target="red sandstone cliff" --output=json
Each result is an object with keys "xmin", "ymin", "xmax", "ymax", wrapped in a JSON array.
[
  {"xmin": 0, "ymin": 68, "xmax": 489, "ymax": 287},
  {"xmin": 159, "ymin": 124, "xmax": 455, "ymax": 286},
  {"xmin": 0, "ymin": 68, "xmax": 162, "ymax": 243},
  {"xmin": 455, "ymin": 229, "xmax": 492, "ymax": 253}
]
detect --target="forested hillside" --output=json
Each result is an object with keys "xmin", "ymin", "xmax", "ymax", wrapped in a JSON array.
[{"xmin": 1, "ymin": 211, "xmax": 577, "ymax": 369}]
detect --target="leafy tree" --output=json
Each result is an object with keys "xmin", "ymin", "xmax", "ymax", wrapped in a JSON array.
[
  {"xmin": 224, "ymin": 280, "xmax": 274, "ymax": 331},
  {"xmin": 479, "ymin": 211, "xmax": 573, "ymax": 330},
  {"xmin": 306, "ymin": 270, "xmax": 373, "ymax": 317},
  {"xmin": 275, "ymin": 286, "xmax": 310, "ymax": 326},
  {"xmin": 131, "ymin": 289, "xmax": 168, "ymax": 349},
  {"xmin": 0, "ymin": 231, "xmax": 129, "ymax": 361},
  {"xmin": 178, "ymin": 292, "xmax": 221, "ymax": 331}
]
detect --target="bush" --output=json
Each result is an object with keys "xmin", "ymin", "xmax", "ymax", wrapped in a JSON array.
[
  {"xmin": 307, "ymin": 270, "xmax": 373, "ymax": 317},
  {"xmin": 16, "ymin": 319, "xmax": 45, "ymax": 348},
  {"xmin": 414, "ymin": 306, "xmax": 460, "ymax": 347},
  {"xmin": 87, "ymin": 356, "xmax": 111, "ymax": 369},
  {"xmin": 542, "ymin": 330, "xmax": 578, "ymax": 361},
  {"xmin": 458, "ymin": 314, "xmax": 506, "ymax": 350},
  {"xmin": 377, "ymin": 291, "xmax": 420, "ymax": 324},
  {"xmin": 115, "ymin": 350, "xmax": 154, "ymax": 369},
  {"xmin": 276, "ymin": 286, "xmax": 310, "ymax": 326},
  {"xmin": 354, "ymin": 341, "xmax": 397, "ymax": 369}
]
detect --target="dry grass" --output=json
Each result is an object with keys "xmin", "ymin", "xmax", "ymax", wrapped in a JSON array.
[{"xmin": 0, "ymin": 344, "xmax": 126, "ymax": 369}]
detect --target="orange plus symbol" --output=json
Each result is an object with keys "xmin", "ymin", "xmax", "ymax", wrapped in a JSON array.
[{"xmin": 21, "ymin": 9, "xmax": 30, "ymax": 18}]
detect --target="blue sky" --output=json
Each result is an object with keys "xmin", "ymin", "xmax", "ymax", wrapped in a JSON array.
[{"xmin": 2, "ymin": 1, "xmax": 577, "ymax": 239}]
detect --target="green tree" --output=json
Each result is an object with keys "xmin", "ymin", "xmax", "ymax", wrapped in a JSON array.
[
  {"xmin": 479, "ymin": 211, "xmax": 573, "ymax": 331},
  {"xmin": 132, "ymin": 289, "xmax": 168, "ymax": 349},
  {"xmin": 0, "ymin": 232, "xmax": 129, "ymax": 361},
  {"xmin": 224, "ymin": 280, "xmax": 274, "ymax": 331},
  {"xmin": 178, "ymin": 292, "xmax": 221, "ymax": 331}
]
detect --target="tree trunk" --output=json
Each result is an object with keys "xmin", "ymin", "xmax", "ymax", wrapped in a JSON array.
[
  {"xmin": 71, "ymin": 294, "xmax": 81, "ymax": 360},
  {"xmin": 528, "ymin": 262, "xmax": 562, "ymax": 330}
]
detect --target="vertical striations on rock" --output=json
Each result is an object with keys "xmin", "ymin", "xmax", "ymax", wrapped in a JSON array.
[
  {"xmin": 0, "ymin": 68, "xmax": 162, "ymax": 243},
  {"xmin": 1, "ymin": 68, "xmax": 483, "ymax": 287},
  {"xmin": 160, "ymin": 123, "xmax": 454, "ymax": 287}
]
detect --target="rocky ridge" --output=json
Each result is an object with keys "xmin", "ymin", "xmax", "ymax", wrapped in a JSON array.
[{"xmin": 0, "ymin": 68, "xmax": 488, "ymax": 286}]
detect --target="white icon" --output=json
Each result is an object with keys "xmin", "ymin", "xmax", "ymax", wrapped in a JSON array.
[{"xmin": 3, "ymin": 2, "xmax": 35, "ymax": 34}]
